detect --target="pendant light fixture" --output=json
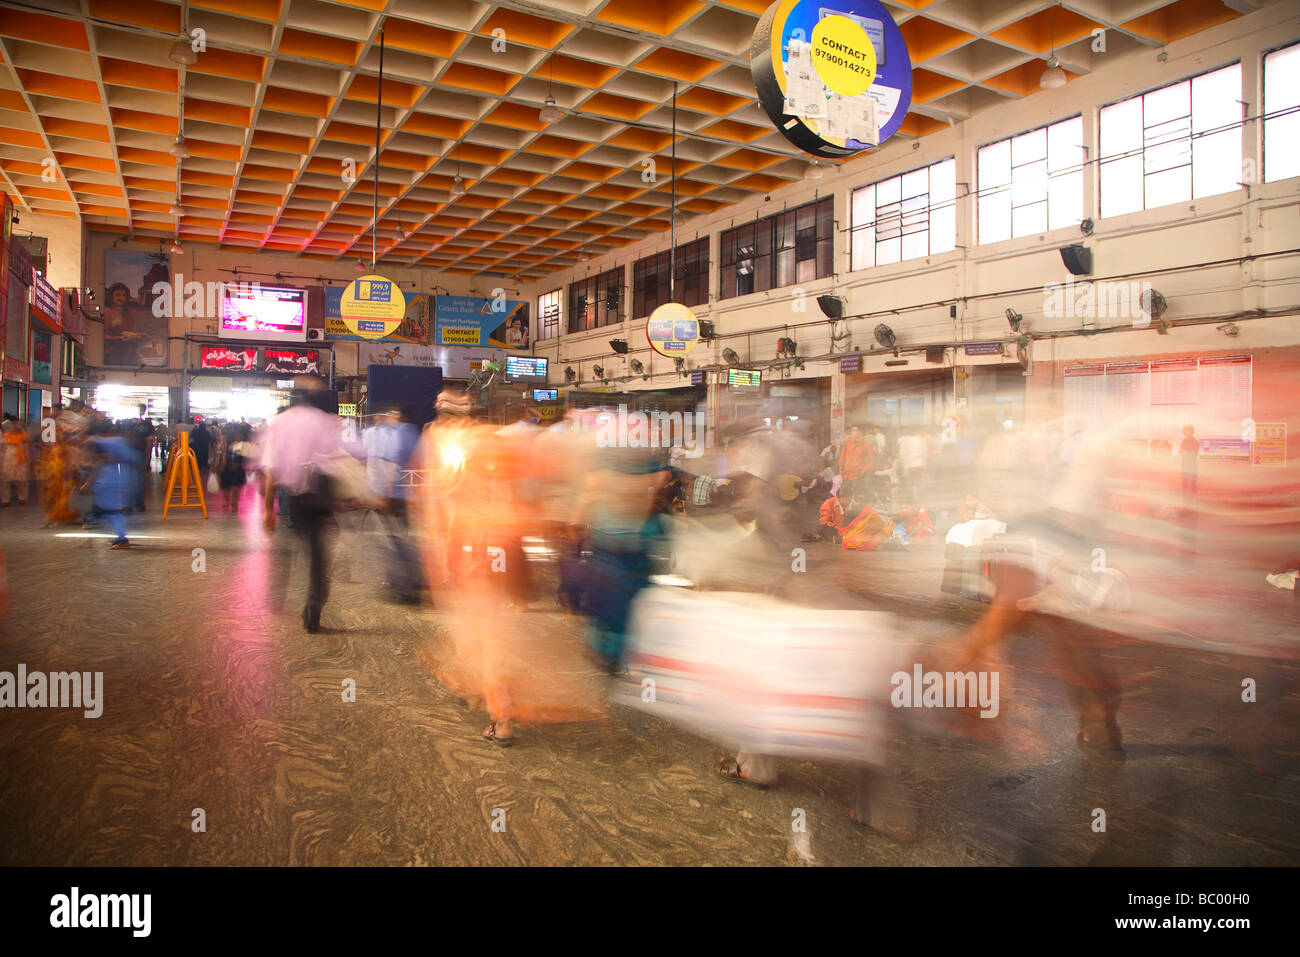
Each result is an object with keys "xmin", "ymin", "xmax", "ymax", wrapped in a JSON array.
[
  {"xmin": 170, "ymin": 237, "xmax": 184, "ymax": 254},
  {"xmin": 1040, "ymin": 5, "xmax": 1067, "ymax": 89},
  {"xmin": 168, "ymin": 137, "xmax": 189, "ymax": 158},
  {"xmin": 450, "ymin": 169, "xmax": 466, "ymax": 199},
  {"xmin": 168, "ymin": 196, "xmax": 183, "ymax": 216},
  {"xmin": 169, "ymin": 38, "xmax": 198, "ymax": 65},
  {"xmin": 804, "ymin": 159, "xmax": 824, "ymax": 180},
  {"xmin": 539, "ymin": 59, "xmax": 562, "ymax": 124}
]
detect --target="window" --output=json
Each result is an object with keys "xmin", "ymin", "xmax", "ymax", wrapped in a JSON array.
[
  {"xmin": 851, "ymin": 157, "xmax": 956, "ymax": 270},
  {"xmin": 537, "ymin": 289, "xmax": 561, "ymax": 341},
  {"xmin": 1099, "ymin": 63, "xmax": 1242, "ymax": 217},
  {"xmin": 978, "ymin": 117, "xmax": 1084, "ymax": 244},
  {"xmin": 567, "ymin": 266, "xmax": 624, "ymax": 333},
  {"xmin": 720, "ymin": 197, "xmax": 832, "ymax": 299},
  {"xmin": 1265, "ymin": 43, "xmax": 1300, "ymax": 183},
  {"xmin": 633, "ymin": 238, "xmax": 708, "ymax": 318}
]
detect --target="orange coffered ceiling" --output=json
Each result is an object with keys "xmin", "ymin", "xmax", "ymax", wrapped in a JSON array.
[{"xmin": 0, "ymin": 0, "xmax": 1253, "ymax": 280}]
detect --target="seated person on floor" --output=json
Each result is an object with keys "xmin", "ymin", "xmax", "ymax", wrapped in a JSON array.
[{"xmin": 957, "ymin": 493, "xmax": 996, "ymax": 523}]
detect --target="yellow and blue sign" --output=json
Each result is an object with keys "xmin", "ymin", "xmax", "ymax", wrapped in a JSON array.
[
  {"xmin": 339, "ymin": 274, "xmax": 406, "ymax": 339},
  {"xmin": 434, "ymin": 294, "xmax": 530, "ymax": 349},
  {"xmin": 646, "ymin": 302, "xmax": 701, "ymax": 358},
  {"xmin": 751, "ymin": 0, "xmax": 912, "ymax": 158}
]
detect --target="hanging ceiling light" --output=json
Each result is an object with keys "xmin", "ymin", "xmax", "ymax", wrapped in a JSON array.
[
  {"xmin": 168, "ymin": 196, "xmax": 183, "ymax": 216},
  {"xmin": 170, "ymin": 238, "xmax": 183, "ymax": 254},
  {"xmin": 449, "ymin": 173, "xmax": 466, "ymax": 198},
  {"xmin": 539, "ymin": 95, "xmax": 562, "ymax": 124},
  {"xmin": 355, "ymin": 259, "xmax": 366, "ymax": 272},
  {"xmin": 168, "ymin": 137, "xmax": 190, "ymax": 159},
  {"xmin": 672, "ymin": 207, "xmax": 687, "ymax": 226},
  {"xmin": 1040, "ymin": 55, "xmax": 1067, "ymax": 89},
  {"xmin": 168, "ymin": 36, "xmax": 198, "ymax": 66},
  {"xmin": 1040, "ymin": 5, "xmax": 1066, "ymax": 90},
  {"xmin": 578, "ymin": 251, "xmax": 591, "ymax": 262},
  {"xmin": 804, "ymin": 159, "xmax": 824, "ymax": 180}
]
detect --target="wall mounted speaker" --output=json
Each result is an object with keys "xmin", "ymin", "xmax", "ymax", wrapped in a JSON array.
[
  {"xmin": 817, "ymin": 295, "xmax": 844, "ymax": 319},
  {"xmin": 1060, "ymin": 244, "xmax": 1092, "ymax": 276},
  {"xmin": 925, "ymin": 346, "xmax": 944, "ymax": 364}
]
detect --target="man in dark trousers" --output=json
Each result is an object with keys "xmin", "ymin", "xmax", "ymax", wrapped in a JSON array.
[
  {"xmin": 261, "ymin": 378, "xmax": 349, "ymax": 633},
  {"xmin": 126, "ymin": 403, "xmax": 154, "ymax": 511}
]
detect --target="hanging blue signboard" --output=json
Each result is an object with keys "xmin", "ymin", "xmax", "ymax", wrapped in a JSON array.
[
  {"xmin": 433, "ymin": 294, "xmax": 529, "ymax": 349},
  {"xmin": 751, "ymin": 0, "xmax": 913, "ymax": 158}
]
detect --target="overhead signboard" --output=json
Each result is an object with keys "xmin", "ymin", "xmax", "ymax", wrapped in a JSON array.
[
  {"xmin": 751, "ymin": 0, "xmax": 912, "ymax": 158},
  {"xmin": 200, "ymin": 345, "xmax": 257, "ymax": 371},
  {"xmin": 262, "ymin": 349, "xmax": 321, "ymax": 375},
  {"xmin": 339, "ymin": 274, "xmax": 406, "ymax": 339},
  {"xmin": 646, "ymin": 302, "xmax": 701, "ymax": 358},
  {"xmin": 433, "ymin": 295, "xmax": 529, "ymax": 349},
  {"xmin": 324, "ymin": 286, "xmax": 428, "ymax": 342}
]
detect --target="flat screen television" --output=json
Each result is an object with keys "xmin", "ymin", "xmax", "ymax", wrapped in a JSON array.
[
  {"xmin": 504, "ymin": 355, "xmax": 548, "ymax": 383},
  {"xmin": 219, "ymin": 284, "xmax": 307, "ymax": 343},
  {"xmin": 200, "ymin": 345, "xmax": 257, "ymax": 371},
  {"xmin": 728, "ymin": 368, "xmax": 762, "ymax": 393},
  {"xmin": 532, "ymin": 389, "xmax": 558, "ymax": 402},
  {"xmin": 262, "ymin": 349, "xmax": 321, "ymax": 375}
]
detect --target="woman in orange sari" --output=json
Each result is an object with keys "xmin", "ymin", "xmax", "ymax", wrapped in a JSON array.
[
  {"xmin": 36, "ymin": 416, "xmax": 81, "ymax": 525},
  {"xmin": 0, "ymin": 417, "xmax": 31, "ymax": 505},
  {"xmin": 408, "ymin": 403, "xmax": 606, "ymax": 746}
]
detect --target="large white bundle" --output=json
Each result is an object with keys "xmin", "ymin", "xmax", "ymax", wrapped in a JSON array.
[{"xmin": 620, "ymin": 586, "xmax": 903, "ymax": 765}]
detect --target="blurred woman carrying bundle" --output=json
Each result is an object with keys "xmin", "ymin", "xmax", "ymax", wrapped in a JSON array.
[{"xmin": 408, "ymin": 396, "xmax": 605, "ymax": 748}]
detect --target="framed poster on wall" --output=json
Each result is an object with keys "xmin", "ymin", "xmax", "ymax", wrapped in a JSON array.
[{"xmin": 31, "ymin": 328, "xmax": 52, "ymax": 384}]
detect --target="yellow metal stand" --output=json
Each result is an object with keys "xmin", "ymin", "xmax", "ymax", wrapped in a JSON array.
[{"xmin": 162, "ymin": 428, "xmax": 207, "ymax": 519}]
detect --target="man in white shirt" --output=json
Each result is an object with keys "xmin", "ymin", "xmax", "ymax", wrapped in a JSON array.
[{"xmin": 262, "ymin": 378, "xmax": 348, "ymax": 632}]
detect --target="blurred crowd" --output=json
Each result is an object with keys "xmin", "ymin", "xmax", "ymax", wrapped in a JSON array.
[{"xmin": 5, "ymin": 383, "xmax": 1296, "ymax": 843}]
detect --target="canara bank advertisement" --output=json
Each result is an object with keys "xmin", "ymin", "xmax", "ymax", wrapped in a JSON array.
[{"xmin": 433, "ymin": 295, "xmax": 529, "ymax": 349}]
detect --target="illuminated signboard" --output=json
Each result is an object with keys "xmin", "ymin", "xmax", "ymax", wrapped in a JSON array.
[
  {"xmin": 220, "ymin": 285, "xmax": 307, "ymax": 342},
  {"xmin": 728, "ymin": 368, "xmax": 763, "ymax": 392},
  {"xmin": 504, "ymin": 355, "xmax": 548, "ymax": 382},
  {"xmin": 262, "ymin": 349, "xmax": 321, "ymax": 375},
  {"xmin": 532, "ymin": 389, "xmax": 559, "ymax": 402},
  {"xmin": 201, "ymin": 345, "xmax": 258, "ymax": 371}
]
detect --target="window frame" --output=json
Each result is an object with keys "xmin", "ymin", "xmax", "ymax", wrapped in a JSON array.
[
  {"xmin": 537, "ymin": 288, "xmax": 562, "ymax": 341},
  {"xmin": 1097, "ymin": 60, "xmax": 1244, "ymax": 216},
  {"xmin": 1263, "ymin": 41, "xmax": 1300, "ymax": 184},
  {"xmin": 850, "ymin": 156, "xmax": 957, "ymax": 271},
  {"xmin": 719, "ymin": 196, "xmax": 833, "ymax": 301},
  {"xmin": 976, "ymin": 115, "xmax": 1086, "ymax": 245},
  {"xmin": 566, "ymin": 266, "xmax": 625, "ymax": 334},
  {"xmin": 632, "ymin": 237, "xmax": 709, "ymax": 318}
]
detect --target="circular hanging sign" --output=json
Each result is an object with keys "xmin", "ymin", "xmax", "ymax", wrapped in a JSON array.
[
  {"xmin": 751, "ymin": 0, "xmax": 912, "ymax": 159},
  {"xmin": 339, "ymin": 274, "xmax": 406, "ymax": 339},
  {"xmin": 646, "ymin": 302, "xmax": 700, "ymax": 358}
]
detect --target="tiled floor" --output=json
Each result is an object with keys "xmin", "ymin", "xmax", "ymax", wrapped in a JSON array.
[{"xmin": 0, "ymin": 481, "xmax": 1295, "ymax": 866}]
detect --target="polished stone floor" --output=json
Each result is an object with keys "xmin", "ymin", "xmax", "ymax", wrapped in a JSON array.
[{"xmin": 0, "ymin": 479, "xmax": 1296, "ymax": 866}]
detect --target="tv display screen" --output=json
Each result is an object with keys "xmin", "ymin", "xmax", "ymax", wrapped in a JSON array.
[
  {"xmin": 219, "ymin": 285, "xmax": 307, "ymax": 342},
  {"xmin": 532, "ymin": 389, "xmax": 558, "ymax": 402},
  {"xmin": 728, "ymin": 368, "xmax": 762, "ymax": 392},
  {"xmin": 262, "ymin": 349, "xmax": 321, "ymax": 375},
  {"xmin": 504, "ymin": 355, "xmax": 548, "ymax": 382},
  {"xmin": 200, "ymin": 345, "xmax": 257, "ymax": 371}
]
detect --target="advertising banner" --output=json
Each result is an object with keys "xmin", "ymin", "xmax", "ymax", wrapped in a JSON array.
[
  {"xmin": 751, "ymin": 0, "xmax": 912, "ymax": 158},
  {"xmin": 357, "ymin": 341, "xmax": 503, "ymax": 380},
  {"xmin": 31, "ymin": 328, "xmax": 52, "ymax": 384},
  {"xmin": 324, "ymin": 287, "xmax": 428, "ymax": 343},
  {"xmin": 103, "ymin": 249, "xmax": 170, "ymax": 366},
  {"xmin": 433, "ymin": 295, "xmax": 529, "ymax": 349},
  {"xmin": 262, "ymin": 349, "xmax": 321, "ymax": 376}
]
